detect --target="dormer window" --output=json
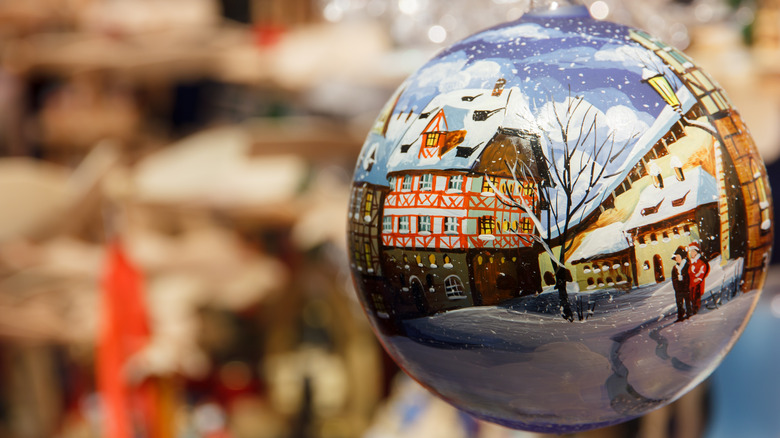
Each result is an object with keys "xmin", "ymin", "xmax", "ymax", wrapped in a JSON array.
[
  {"xmin": 671, "ymin": 155, "xmax": 684, "ymax": 181},
  {"xmin": 671, "ymin": 190, "xmax": 690, "ymax": 207},
  {"xmin": 648, "ymin": 161, "xmax": 664, "ymax": 188},
  {"xmin": 641, "ymin": 199, "xmax": 664, "ymax": 216}
]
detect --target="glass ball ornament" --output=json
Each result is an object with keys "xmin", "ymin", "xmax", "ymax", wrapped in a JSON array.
[{"xmin": 347, "ymin": 2, "xmax": 773, "ymax": 433}]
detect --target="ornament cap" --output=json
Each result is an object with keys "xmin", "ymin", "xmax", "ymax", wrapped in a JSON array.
[{"xmin": 526, "ymin": 1, "xmax": 589, "ymax": 18}]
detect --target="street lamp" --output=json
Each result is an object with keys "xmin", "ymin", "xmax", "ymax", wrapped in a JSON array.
[{"xmin": 643, "ymin": 70, "xmax": 682, "ymax": 114}]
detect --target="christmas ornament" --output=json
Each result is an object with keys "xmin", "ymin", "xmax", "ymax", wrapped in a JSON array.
[{"xmin": 347, "ymin": 2, "xmax": 772, "ymax": 433}]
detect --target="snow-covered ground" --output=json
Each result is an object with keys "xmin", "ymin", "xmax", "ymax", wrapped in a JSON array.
[{"xmin": 380, "ymin": 257, "xmax": 760, "ymax": 433}]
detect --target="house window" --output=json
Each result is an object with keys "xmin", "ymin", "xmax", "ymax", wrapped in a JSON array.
[
  {"xmin": 444, "ymin": 276, "xmax": 467, "ymax": 299},
  {"xmin": 402, "ymin": 175, "xmax": 412, "ymax": 191},
  {"xmin": 504, "ymin": 182, "xmax": 515, "ymax": 195},
  {"xmin": 643, "ymin": 261, "xmax": 650, "ymax": 270},
  {"xmin": 415, "ymin": 254, "xmax": 422, "ymax": 266},
  {"xmin": 583, "ymin": 265, "xmax": 591, "ymax": 273},
  {"xmin": 420, "ymin": 174, "xmax": 433, "ymax": 191},
  {"xmin": 481, "ymin": 176, "xmax": 495, "ymax": 194},
  {"xmin": 443, "ymin": 254, "xmax": 452, "ymax": 268},
  {"xmin": 448, "ymin": 175, "xmax": 463, "ymax": 191},
  {"xmin": 418, "ymin": 216, "xmax": 431, "ymax": 233},
  {"xmin": 641, "ymin": 199, "xmax": 663, "ymax": 216},
  {"xmin": 363, "ymin": 191, "xmax": 373, "ymax": 221},
  {"xmin": 638, "ymin": 235, "xmax": 646, "ymax": 246},
  {"xmin": 444, "ymin": 217, "xmax": 458, "ymax": 234},
  {"xmin": 364, "ymin": 243, "xmax": 373, "ymax": 272},
  {"xmin": 425, "ymin": 132, "xmax": 440, "ymax": 147},
  {"xmin": 683, "ymin": 224, "xmax": 691, "ymax": 235},
  {"xmin": 673, "ymin": 227, "xmax": 680, "ymax": 238},
  {"xmin": 650, "ymin": 233, "xmax": 658, "ymax": 244},
  {"xmin": 662, "ymin": 231, "xmax": 670, "ymax": 242},
  {"xmin": 512, "ymin": 220, "xmax": 519, "ymax": 231},
  {"xmin": 520, "ymin": 218, "xmax": 534, "ymax": 233},
  {"xmin": 382, "ymin": 216, "xmax": 392, "ymax": 232},
  {"xmin": 353, "ymin": 189, "xmax": 363, "ymax": 220},
  {"xmin": 503, "ymin": 220, "xmax": 510, "ymax": 232},
  {"xmin": 522, "ymin": 182, "xmax": 535, "ymax": 197},
  {"xmin": 371, "ymin": 294, "xmax": 387, "ymax": 318},
  {"xmin": 428, "ymin": 254, "xmax": 437, "ymax": 267},
  {"xmin": 672, "ymin": 191, "xmax": 689, "ymax": 207},
  {"xmin": 752, "ymin": 159, "xmax": 771, "ymax": 232},
  {"xmin": 388, "ymin": 176, "xmax": 397, "ymax": 190},
  {"xmin": 479, "ymin": 216, "xmax": 495, "ymax": 235},
  {"xmin": 399, "ymin": 216, "xmax": 410, "ymax": 232}
]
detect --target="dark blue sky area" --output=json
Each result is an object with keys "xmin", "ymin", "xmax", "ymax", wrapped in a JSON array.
[{"xmin": 393, "ymin": 9, "xmax": 680, "ymax": 124}]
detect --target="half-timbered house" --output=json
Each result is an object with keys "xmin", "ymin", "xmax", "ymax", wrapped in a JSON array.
[{"xmin": 380, "ymin": 81, "xmax": 550, "ymax": 315}]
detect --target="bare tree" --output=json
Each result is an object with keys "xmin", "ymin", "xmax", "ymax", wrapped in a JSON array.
[{"xmin": 491, "ymin": 91, "xmax": 636, "ymax": 321}]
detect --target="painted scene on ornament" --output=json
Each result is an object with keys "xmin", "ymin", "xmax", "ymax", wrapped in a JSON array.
[{"xmin": 348, "ymin": 11, "xmax": 772, "ymax": 432}]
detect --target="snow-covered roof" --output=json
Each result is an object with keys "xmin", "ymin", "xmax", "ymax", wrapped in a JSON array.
[
  {"xmin": 352, "ymin": 109, "xmax": 420, "ymax": 186},
  {"xmin": 385, "ymin": 86, "xmax": 533, "ymax": 173},
  {"xmin": 543, "ymin": 85, "xmax": 697, "ymax": 239},
  {"xmin": 624, "ymin": 166, "xmax": 719, "ymax": 231},
  {"xmin": 569, "ymin": 222, "xmax": 629, "ymax": 262}
]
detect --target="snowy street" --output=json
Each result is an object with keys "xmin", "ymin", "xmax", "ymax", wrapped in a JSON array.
[{"xmin": 381, "ymin": 258, "xmax": 759, "ymax": 432}]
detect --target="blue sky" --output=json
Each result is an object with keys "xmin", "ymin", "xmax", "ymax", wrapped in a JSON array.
[{"xmin": 393, "ymin": 11, "xmax": 681, "ymax": 127}]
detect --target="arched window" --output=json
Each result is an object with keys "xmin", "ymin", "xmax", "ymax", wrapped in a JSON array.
[
  {"xmin": 444, "ymin": 276, "xmax": 467, "ymax": 300},
  {"xmin": 428, "ymin": 254, "xmax": 437, "ymax": 268},
  {"xmin": 583, "ymin": 265, "xmax": 591, "ymax": 273}
]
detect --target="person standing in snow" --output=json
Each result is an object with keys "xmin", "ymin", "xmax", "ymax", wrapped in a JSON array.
[
  {"xmin": 687, "ymin": 242, "xmax": 709, "ymax": 315},
  {"xmin": 671, "ymin": 246, "xmax": 691, "ymax": 322}
]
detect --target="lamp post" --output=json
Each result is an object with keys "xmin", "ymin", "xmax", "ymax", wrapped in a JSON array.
[{"xmin": 643, "ymin": 70, "xmax": 682, "ymax": 114}]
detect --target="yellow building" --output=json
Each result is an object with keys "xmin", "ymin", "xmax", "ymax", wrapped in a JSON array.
[{"xmin": 625, "ymin": 167, "xmax": 719, "ymax": 286}]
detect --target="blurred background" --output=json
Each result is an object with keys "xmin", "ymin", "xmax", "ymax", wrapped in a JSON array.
[{"xmin": 0, "ymin": 0, "xmax": 779, "ymax": 437}]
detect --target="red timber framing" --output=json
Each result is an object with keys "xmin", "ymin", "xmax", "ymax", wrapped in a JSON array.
[
  {"xmin": 381, "ymin": 169, "xmax": 539, "ymax": 252},
  {"xmin": 419, "ymin": 109, "xmax": 448, "ymax": 159}
]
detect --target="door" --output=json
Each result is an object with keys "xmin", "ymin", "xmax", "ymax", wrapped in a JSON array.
[{"xmin": 653, "ymin": 254, "xmax": 665, "ymax": 283}]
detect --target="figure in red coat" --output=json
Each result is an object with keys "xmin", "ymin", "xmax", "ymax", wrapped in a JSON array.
[{"xmin": 687, "ymin": 241, "xmax": 709, "ymax": 315}]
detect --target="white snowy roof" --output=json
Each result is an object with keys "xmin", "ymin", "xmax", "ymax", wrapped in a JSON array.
[
  {"xmin": 624, "ymin": 166, "xmax": 719, "ymax": 231},
  {"xmin": 569, "ymin": 222, "xmax": 629, "ymax": 262},
  {"xmin": 385, "ymin": 86, "xmax": 533, "ymax": 173},
  {"xmin": 544, "ymin": 85, "xmax": 697, "ymax": 239}
]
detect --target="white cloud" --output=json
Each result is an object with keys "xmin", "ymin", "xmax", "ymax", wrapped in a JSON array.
[
  {"xmin": 439, "ymin": 60, "xmax": 502, "ymax": 93},
  {"xmin": 415, "ymin": 58, "xmax": 468, "ymax": 89},
  {"xmin": 605, "ymin": 105, "xmax": 648, "ymax": 142},
  {"xmin": 593, "ymin": 44, "xmax": 659, "ymax": 71}
]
